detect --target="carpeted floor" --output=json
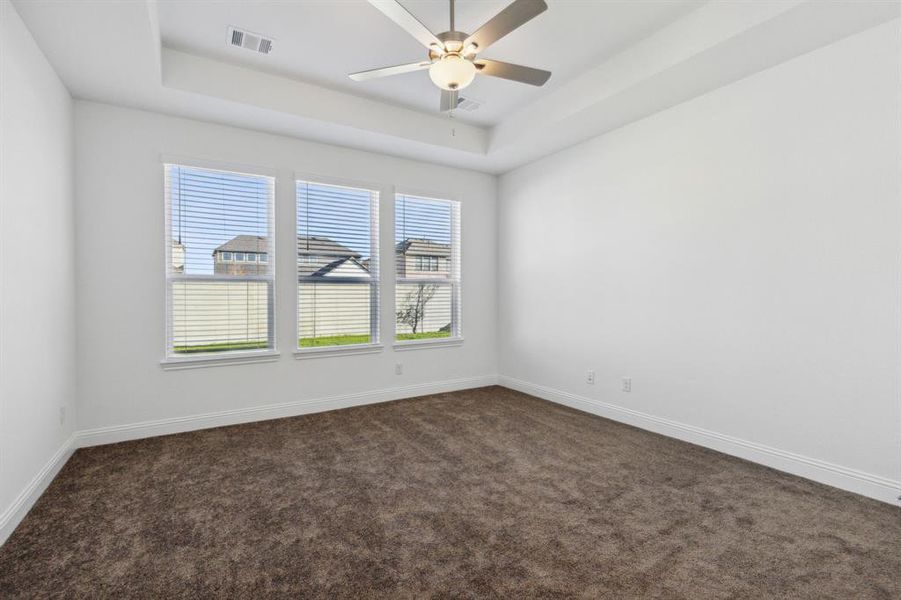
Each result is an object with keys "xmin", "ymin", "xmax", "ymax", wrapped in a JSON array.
[{"xmin": 0, "ymin": 386, "xmax": 899, "ymax": 598}]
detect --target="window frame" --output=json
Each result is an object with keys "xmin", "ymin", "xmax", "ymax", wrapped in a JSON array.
[
  {"xmin": 393, "ymin": 190, "xmax": 463, "ymax": 350},
  {"xmin": 160, "ymin": 157, "xmax": 279, "ymax": 369},
  {"xmin": 293, "ymin": 172, "xmax": 383, "ymax": 359}
]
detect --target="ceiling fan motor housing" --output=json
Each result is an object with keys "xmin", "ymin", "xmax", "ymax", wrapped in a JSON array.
[{"xmin": 429, "ymin": 31, "xmax": 471, "ymax": 59}]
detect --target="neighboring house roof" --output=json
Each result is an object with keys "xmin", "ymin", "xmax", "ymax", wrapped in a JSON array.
[
  {"xmin": 213, "ymin": 235, "xmax": 268, "ymax": 254},
  {"xmin": 296, "ymin": 235, "xmax": 365, "ymax": 278},
  {"xmin": 214, "ymin": 235, "xmax": 448, "ymax": 278},
  {"xmin": 296, "ymin": 235, "xmax": 360, "ymax": 258},
  {"xmin": 217, "ymin": 236, "xmax": 446, "ymax": 258},
  {"xmin": 303, "ymin": 256, "xmax": 370, "ymax": 278},
  {"xmin": 213, "ymin": 235, "xmax": 370, "ymax": 278},
  {"xmin": 213, "ymin": 235, "xmax": 361, "ymax": 256},
  {"xmin": 395, "ymin": 238, "xmax": 450, "ymax": 257}
]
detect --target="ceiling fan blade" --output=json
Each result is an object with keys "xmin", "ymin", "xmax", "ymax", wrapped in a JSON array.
[
  {"xmin": 464, "ymin": 0, "xmax": 547, "ymax": 53},
  {"xmin": 349, "ymin": 61, "xmax": 432, "ymax": 82},
  {"xmin": 440, "ymin": 89, "xmax": 459, "ymax": 112},
  {"xmin": 475, "ymin": 59, "xmax": 551, "ymax": 86},
  {"xmin": 368, "ymin": 0, "xmax": 443, "ymax": 50}
]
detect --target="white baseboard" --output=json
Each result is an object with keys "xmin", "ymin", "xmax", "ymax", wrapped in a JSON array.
[
  {"xmin": 75, "ymin": 374, "xmax": 498, "ymax": 448},
  {"xmin": 499, "ymin": 375, "xmax": 901, "ymax": 507},
  {"xmin": 0, "ymin": 434, "xmax": 76, "ymax": 546}
]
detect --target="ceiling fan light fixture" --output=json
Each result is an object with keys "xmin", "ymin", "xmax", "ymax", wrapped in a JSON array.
[
  {"xmin": 350, "ymin": 0, "xmax": 551, "ymax": 109},
  {"xmin": 429, "ymin": 54, "xmax": 476, "ymax": 91}
]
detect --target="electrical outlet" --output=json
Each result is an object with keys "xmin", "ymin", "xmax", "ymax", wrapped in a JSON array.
[
  {"xmin": 395, "ymin": 363, "xmax": 403, "ymax": 375},
  {"xmin": 622, "ymin": 378, "xmax": 632, "ymax": 393},
  {"xmin": 586, "ymin": 370, "xmax": 595, "ymax": 384},
  {"xmin": 59, "ymin": 406, "xmax": 66, "ymax": 425}
]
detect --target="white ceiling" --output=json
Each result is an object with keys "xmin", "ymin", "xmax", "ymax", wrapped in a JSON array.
[
  {"xmin": 11, "ymin": 0, "xmax": 901, "ymax": 173},
  {"xmin": 158, "ymin": 0, "xmax": 702, "ymax": 126}
]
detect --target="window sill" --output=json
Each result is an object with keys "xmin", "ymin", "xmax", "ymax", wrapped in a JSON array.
[
  {"xmin": 393, "ymin": 337, "xmax": 463, "ymax": 351},
  {"xmin": 294, "ymin": 344, "xmax": 383, "ymax": 359},
  {"xmin": 160, "ymin": 350, "xmax": 280, "ymax": 370}
]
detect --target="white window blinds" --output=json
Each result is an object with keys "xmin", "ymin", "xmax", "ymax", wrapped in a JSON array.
[
  {"xmin": 164, "ymin": 164, "xmax": 275, "ymax": 357},
  {"xmin": 296, "ymin": 180, "xmax": 379, "ymax": 348},
  {"xmin": 395, "ymin": 194, "xmax": 461, "ymax": 342}
]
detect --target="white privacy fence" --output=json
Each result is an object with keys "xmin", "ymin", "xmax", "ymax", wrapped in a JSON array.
[
  {"xmin": 298, "ymin": 283, "xmax": 372, "ymax": 340},
  {"xmin": 170, "ymin": 281, "xmax": 453, "ymax": 351},
  {"xmin": 170, "ymin": 280, "xmax": 271, "ymax": 350}
]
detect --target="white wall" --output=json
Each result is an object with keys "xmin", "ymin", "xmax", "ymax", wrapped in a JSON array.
[
  {"xmin": 0, "ymin": 0, "xmax": 76, "ymax": 539},
  {"xmin": 74, "ymin": 102, "xmax": 497, "ymax": 432},
  {"xmin": 498, "ymin": 20, "xmax": 901, "ymax": 502}
]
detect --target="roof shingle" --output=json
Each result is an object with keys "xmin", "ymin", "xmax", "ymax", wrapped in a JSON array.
[{"xmin": 394, "ymin": 238, "xmax": 450, "ymax": 257}]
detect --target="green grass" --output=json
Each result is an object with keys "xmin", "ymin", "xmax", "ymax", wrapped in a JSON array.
[
  {"xmin": 173, "ymin": 340, "xmax": 269, "ymax": 354},
  {"xmin": 299, "ymin": 331, "xmax": 451, "ymax": 346},
  {"xmin": 174, "ymin": 330, "xmax": 450, "ymax": 353},
  {"xmin": 299, "ymin": 334, "xmax": 371, "ymax": 347},
  {"xmin": 395, "ymin": 331, "xmax": 451, "ymax": 341}
]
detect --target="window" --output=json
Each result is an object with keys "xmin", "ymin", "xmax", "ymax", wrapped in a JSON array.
[
  {"xmin": 296, "ymin": 180, "xmax": 379, "ymax": 349},
  {"xmin": 164, "ymin": 164, "xmax": 275, "ymax": 358},
  {"xmin": 416, "ymin": 256, "xmax": 440, "ymax": 271},
  {"xmin": 416, "ymin": 256, "xmax": 439, "ymax": 271},
  {"xmin": 395, "ymin": 194, "xmax": 461, "ymax": 343}
]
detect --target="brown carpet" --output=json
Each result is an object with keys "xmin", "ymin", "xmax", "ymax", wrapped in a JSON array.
[{"xmin": 0, "ymin": 386, "xmax": 898, "ymax": 598}]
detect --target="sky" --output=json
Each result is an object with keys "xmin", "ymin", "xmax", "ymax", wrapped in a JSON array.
[
  {"xmin": 395, "ymin": 194, "xmax": 452, "ymax": 247},
  {"xmin": 170, "ymin": 165, "xmax": 270, "ymax": 275},
  {"xmin": 171, "ymin": 166, "xmax": 453, "ymax": 275}
]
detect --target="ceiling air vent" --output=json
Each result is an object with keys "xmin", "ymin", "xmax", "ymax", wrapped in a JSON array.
[
  {"xmin": 456, "ymin": 96, "xmax": 483, "ymax": 112},
  {"xmin": 227, "ymin": 26, "xmax": 274, "ymax": 55}
]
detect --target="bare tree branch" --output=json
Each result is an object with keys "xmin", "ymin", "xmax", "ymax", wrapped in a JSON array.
[{"xmin": 397, "ymin": 283, "xmax": 438, "ymax": 334}]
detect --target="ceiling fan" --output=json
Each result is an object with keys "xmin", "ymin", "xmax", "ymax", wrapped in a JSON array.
[{"xmin": 349, "ymin": 0, "xmax": 551, "ymax": 112}]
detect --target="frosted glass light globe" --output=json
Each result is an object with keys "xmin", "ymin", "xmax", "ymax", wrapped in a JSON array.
[{"xmin": 429, "ymin": 54, "xmax": 476, "ymax": 91}]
